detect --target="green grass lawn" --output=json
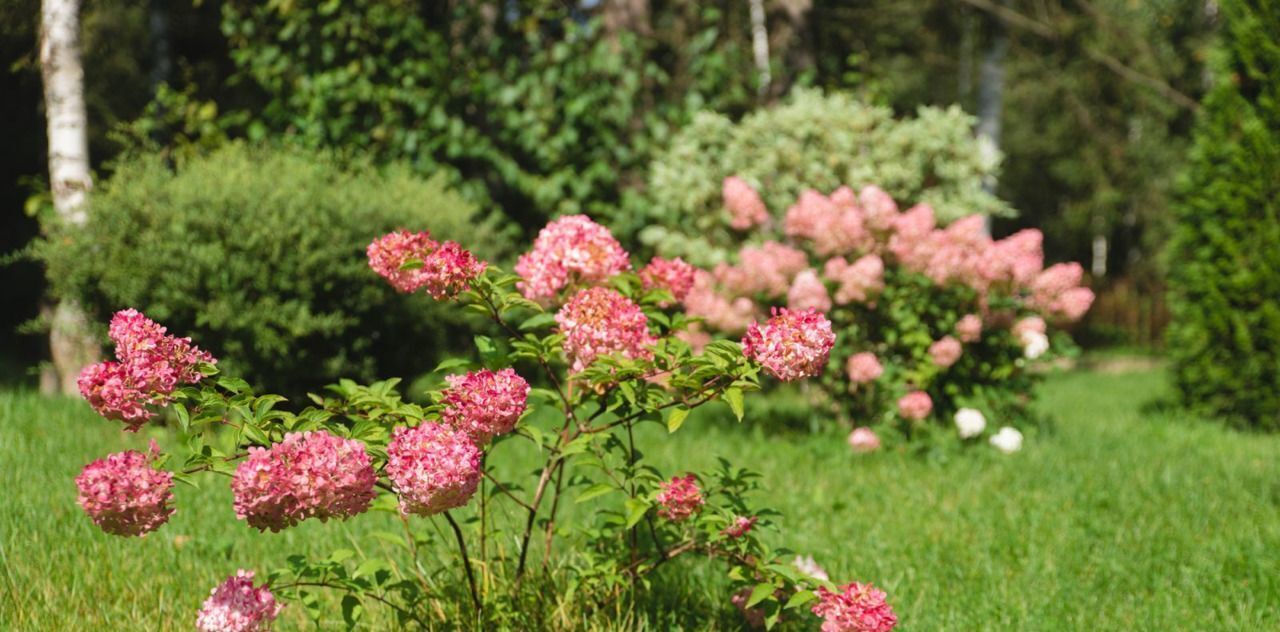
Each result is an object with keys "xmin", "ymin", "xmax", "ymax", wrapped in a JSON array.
[{"xmin": 2, "ymin": 367, "xmax": 1278, "ymax": 630}]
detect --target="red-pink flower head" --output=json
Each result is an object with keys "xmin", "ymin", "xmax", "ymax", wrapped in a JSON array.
[
  {"xmin": 846, "ymin": 352, "xmax": 884, "ymax": 384},
  {"xmin": 824, "ymin": 255, "xmax": 885, "ymax": 305},
  {"xmin": 439, "ymin": 368, "xmax": 530, "ymax": 445},
  {"xmin": 368, "ymin": 231, "xmax": 487, "ymax": 299},
  {"xmin": 75, "ymin": 441, "xmax": 174, "ymax": 537},
  {"xmin": 928, "ymin": 336, "xmax": 963, "ymax": 369},
  {"xmin": 639, "ymin": 256, "xmax": 697, "ymax": 306},
  {"xmin": 788, "ymin": 269, "xmax": 833, "ymax": 313},
  {"xmin": 77, "ymin": 361, "xmax": 156, "ymax": 428},
  {"xmin": 515, "ymin": 215, "xmax": 631, "ymax": 302},
  {"xmin": 196, "ymin": 570, "xmax": 283, "ymax": 632},
  {"xmin": 955, "ymin": 314, "xmax": 983, "ymax": 343},
  {"xmin": 656, "ymin": 474, "xmax": 704, "ymax": 522},
  {"xmin": 812, "ymin": 581, "xmax": 898, "ymax": 632},
  {"xmin": 897, "ymin": 391, "xmax": 933, "ymax": 421},
  {"xmin": 742, "ymin": 308, "xmax": 836, "ymax": 382},
  {"xmin": 723, "ymin": 176, "xmax": 770, "ymax": 231},
  {"xmin": 721, "ymin": 515, "xmax": 758, "ymax": 539},
  {"xmin": 386, "ymin": 423, "xmax": 482, "ymax": 516},
  {"xmin": 555, "ymin": 287, "xmax": 656, "ymax": 373},
  {"xmin": 232, "ymin": 431, "xmax": 377, "ymax": 532}
]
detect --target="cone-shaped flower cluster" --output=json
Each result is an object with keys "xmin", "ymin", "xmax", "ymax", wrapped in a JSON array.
[
  {"xmin": 439, "ymin": 368, "xmax": 530, "ymax": 445},
  {"xmin": 232, "ymin": 431, "xmax": 377, "ymax": 532},
  {"xmin": 515, "ymin": 215, "xmax": 631, "ymax": 302},
  {"xmin": 656, "ymin": 474, "xmax": 704, "ymax": 522},
  {"xmin": 75, "ymin": 441, "xmax": 175, "ymax": 537},
  {"xmin": 367, "ymin": 229, "xmax": 486, "ymax": 299},
  {"xmin": 386, "ymin": 423, "xmax": 482, "ymax": 516},
  {"xmin": 845, "ymin": 352, "xmax": 883, "ymax": 384},
  {"xmin": 742, "ymin": 308, "xmax": 835, "ymax": 382},
  {"xmin": 723, "ymin": 176, "xmax": 770, "ymax": 231},
  {"xmin": 195, "ymin": 570, "xmax": 283, "ymax": 632},
  {"xmin": 555, "ymin": 287, "xmax": 657, "ymax": 373},
  {"xmin": 897, "ymin": 391, "xmax": 933, "ymax": 421},
  {"xmin": 811, "ymin": 581, "xmax": 898, "ymax": 632},
  {"xmin": 639, "ymin": 256, "xmax": 697, "ymax": 305}
]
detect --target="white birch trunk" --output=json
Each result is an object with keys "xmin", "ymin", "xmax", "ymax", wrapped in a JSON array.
[{"xmin": 749, "ymin": 0, "xmax": 771, "ymax": 97}]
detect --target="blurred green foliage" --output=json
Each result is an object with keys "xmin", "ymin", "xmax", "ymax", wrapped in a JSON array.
[
  {"xmin": 35, "ymin": 143, "xmax": 512, "ymax": 395},
  {"xmin": 1167, "ymin": 0, "xmax": 1280, "ymax": 430}
]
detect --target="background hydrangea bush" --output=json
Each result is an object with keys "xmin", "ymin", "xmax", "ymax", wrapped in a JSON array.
[
  {"xmin": 678, "ymin": 180, "xmax": 1094, "ymax": 449},
  {"xmin": 69, "ymin": 216, "xmax": 897, "ymax": 630}
]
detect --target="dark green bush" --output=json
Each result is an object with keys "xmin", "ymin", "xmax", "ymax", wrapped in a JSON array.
[
  {"xmin": 39, "ymin": 143, "xmax": 515, "ymax": 395},
  {"xmin": 1167, "ymin": 0, "xmax": 1280, "ymax": 430}
]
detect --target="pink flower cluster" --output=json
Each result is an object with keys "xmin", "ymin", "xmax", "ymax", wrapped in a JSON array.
[
  {"xmin": 955, "ymin": 314, "xmax": 983, "ymax": 343},
  {"xmin": 367, "ymin": 230, "xmax": 487, "ymax": 299},
  {"xmin": 721, "ymin": 515, "xmax": 758, "ymax": 539},
  {"xmin": 715, "ymin": 241, "xmax": 809, "ymax": 298},
  {"xmin": 742, "ymin": 308, "xmax": 836, "ymax": 382},
  {"xmin": 656, "ymin": 474, "xmax": 704, "ymax": 522},
  {"xmin": 639, "ymin": 256, "xmax": 697, "ymax": 305},
  {"xmin": 847, "ymin": 427, "xmax": 881, "ymax": 453},
  {"xmin": 684, "ymin": 270, "xmax": 760, "ymax": 334},
  {"xmin": 897, "ymin": 391, "xmax": 933, "ymax": 421},
  {"xmin": 75, "ymin": 441, "xmax": 175, "ymax": 537},
  {"xmin": 928, "ymin": 336, "xmax": 963, "ymax": 369},
  {"xmin": 555, "ymin": 287, "xmax": 656, "ymax": 373},
  {"xmin": 231, "ymin": 431, "xmax": 377, "ymax": 532},
  {"xmin": 78, "ymin": 309, "xmax": 215, "ymax": 430},
  {"xmin": 439, "ymin": 368, "xmax": 530, "ymax": 445},
  {"xmin": 515, "ymin": 215, "xmax": 631, "ymax": 302},
  {"xmin": 1030, "ymin": 262, "xmax": 1096, "ymax": 321},
  {"xmin": 824, "ymin": 255, "xmax": 885, "ymax": 305},
  {"xmin": 846, "ymin": 352, "xmax": 884, "ymax": 384},
  {"xmin": 812, "ymin": 582, "xmax": 898, "ymax": 632},
  {"xmin": 385, "ymin": 423, "xmax": 482, "ymax": 516},
  {"xmin": 785, "ymin": 187, "xmax": 872, "ymax": 256},
  {"xmin": 195, "ymin": 570, "xmax": 283, "ymax": 632},
  {"xmin": 723, "ymin": 176, "xmax": 770, "ymax": 230},
  {"xmin": 787, "ymin": 269, "xmax": 832, "ymax": 313}
]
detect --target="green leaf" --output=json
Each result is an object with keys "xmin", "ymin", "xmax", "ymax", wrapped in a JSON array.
[
  {"xmin": 433, "ymin": 357, "xmax": 472, "ymax": 373},
  {"xmin": 575, "ymin": 482, "xmax": 617, "ymax": 504},
  {"xmin": 784, "ymin": 589, "xmax": 817, "ymax": 610},
  {"xmin": 746, "ymin": 582, "xmax": 776, "ymax": 608},
  {"xmin": 173, "ymin": 403, "xmax": 190, "ymax": 433},
  {"xmin": 624, "ymin": 498, "xmax": 650, "ymax": 529},
  {"xmin": 341, "ymin": 594, "xmax": 364, "ymax": 628},
  {"xmin": 518, "ymin": 312, "xmax": 557, "ymax": 331},
  {"xmin": 666, "ymin": 407, "xmax": 691, "ymax": 433},
  {"xmin": 725, "ymin": 387, "xmax": 745, "ymax": 422}
]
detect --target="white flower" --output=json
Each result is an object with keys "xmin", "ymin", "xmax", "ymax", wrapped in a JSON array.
[
  {"xmin": 989, "ymin": 426, "xmax": 1023, "ymax": 453},
  {"xmin": 793, "ymin": 555, "xmax": 829, "ymax": 581},
  {"xmin": 1021, "ymin": 330, "xmax": 1049, "ymax": 359},
  {"xmin": 954, "ymin": 408, "xmax": 987, "ymax": 439}
]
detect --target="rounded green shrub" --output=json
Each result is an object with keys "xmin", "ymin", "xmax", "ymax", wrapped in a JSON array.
[
  {"xmin": 39, "ymin": 143, "xmax": 515, "ymax": 395},
  {"xmin": 1167, "ymin": 0, "xmax": 1280, "ymax": 430}
]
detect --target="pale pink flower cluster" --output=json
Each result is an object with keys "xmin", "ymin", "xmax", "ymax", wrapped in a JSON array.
[
  {"xmin": 75, "ymin": 441, "xmax": 175, "ymax": 537},
  {"xmin": 928, "ymin": 336, "xmax": 963, "ymax": 369},
  {"xmin": 78, "ymin": 309, "xmax": 216, "ymax": 430},
  {"xmin": 439, "ymin": 368, "xmax": 530, "ymax": 445},
  {"xmin": 787, "ymin": 269, "xmax": 832, "ymax": 313},
  {"xmin": 1030, "ymin": 263, "xmax": 1096, "ymax": 322},
  {"xmin": 824, "ymin": 255, "xmax": 885, "ymax": 304},
  {"xmin": 847, "ymin": 427, "xmax": 881, "ymax": 453},
  {"xmin": 515, "ymin": 215, "xmax": 631, "ymax": 302},
  {"xmin": 891, "ymin": 212, "xmax": 1052, "ymax": 297},
  {"xmin": 897, "ymin": 391, "xmax": 933, "ymax": 421},
  {"xmin": 195, "ymin": 570, "xmax": 283, "ymax": 632},
  {"xmin": 742, "ymin": 308, "xmax": 836, "ymax": 382},
  {"xmin": 1013, "ymin": 315, "xmax": 1047, "ymax": 339},
  {"xmin": 723, "ymin": 176, "xmax": 770, "ymax": 230},
  {"xmin": 845, "ymin": 352, "xmax": 884, "ymax": 384},
  {"xmin": 721, "ymin": 515, "xmax": 758, "ymax": 539},
  {"xmin": 386, "ymin": 423, "xmax": 482, "ymax": 516},
  {"xmin": 231, "ymin": 431, "xmax": 377, "ymax": 532},
  {"xmin": 684, "ymin": 271, "xmax": 760, "ymax": 334},
  {"xmin": 811, "ymin": 582, "xmax": 898, "ymax": 632},
  {"xmin": 716, "ymin": 241, "xmax": 809, "ymax": 298},
  {"xmin": 367, "ymin": 230, "xmax": 487, "ymax": 299},
  {"xmin": 639, "ymin": 256, "xmax": 697, "ymax": 305},
  {"xmin": 955, "ymin": 314, "xmax": 983, "ymax": 343},
  {"xmin": 656, "ymin": 474, "xmax": 704, "ymax": 522},
  {"xmin": 784, "ymin": 187, "xmax": 870, "ymax": 256},
  {"xmin": 555, "ymin": 287, "xmax": 656, "ymax": 373}
]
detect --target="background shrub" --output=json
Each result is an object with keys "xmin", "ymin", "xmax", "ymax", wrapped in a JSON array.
[
  {"xmin": 619, "ymin": 89, "xmax": 1012, "ymax": 265},
  {"xmin": 38, "ymin": 143, "xmax": 514, "ymax": 395},
  {"xmin": 1166, "ymin": 0, "xmax": 1280, "ymax": 430}
]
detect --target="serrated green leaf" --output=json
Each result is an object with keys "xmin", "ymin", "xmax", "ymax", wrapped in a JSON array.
[
  {"xmin": 666, "ymin": 407, "xmax": 690, "ymax": 433},
  {"xmin": 624, "ymin": 498, "xmax": 650, "ymax": 529},
  {"xmin": 575, "ymin": 482, "xmax": 617, "ymax": 503},
  {"xmin": 746, "ymin": 582, "xmax": 776, "ymax": 608},
  {"xmin": 784, "ymin": 589, "xmax": 817, "ymax": 610},
  {"xmin": 433, "ymin": 357, "xmax": 472, "ymax": 373},
  {"xmin": 519, "ymin": 312, "xmax": 557, "ymax": 331},
  {"xmin": 725, "ymin": 387, "xmax": 745, "ymax": 421}
]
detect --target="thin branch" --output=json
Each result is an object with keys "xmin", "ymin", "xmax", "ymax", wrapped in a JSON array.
[{"xmin": 443, "ymin": 511, "xmax": 482, "ymax": 614}]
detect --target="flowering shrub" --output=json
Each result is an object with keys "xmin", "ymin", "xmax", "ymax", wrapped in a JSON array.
[
  {"xmin": 70, "ymin": 216, "xmax": 896, "ymax": 629},
  {"xmin": 683, "ymin": 180, "xmax": 1094, "ymax": 447}
]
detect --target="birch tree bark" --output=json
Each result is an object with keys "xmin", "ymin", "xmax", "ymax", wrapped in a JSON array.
[
  {"xmin": 40, "ymin": 0, "xmax": 99, "ymax": 394},
  {"xmin": 748, "ymin": 0, "xmax": 771, "ymax": 98},
  {"xmin": 975, "ymin": 2, "xmax": 1009, "ymax": 236}
]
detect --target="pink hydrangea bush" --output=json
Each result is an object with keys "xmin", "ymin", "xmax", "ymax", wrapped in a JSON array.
[
  {"xmin": 812, "ymin": 581, "xmax": 899, "ymax": 632},
  {"xmin": 69, "ymin": 219, "xmax": 894, "ymax": 628},
  {"xmin": 688, "ymin": 178, "xmax": 1095, "ymax": 444}
]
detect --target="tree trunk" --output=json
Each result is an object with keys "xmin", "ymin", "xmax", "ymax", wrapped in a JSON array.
[
  {"xmin": 975, "ymin": 2, "xmax": 1009, "ymax": 236},
  {"xmin": 748, "ymin": 0, "xmax": 771, "ymax": 98},
  {"xmin": 40, "ymin": 0, "xmax": 99, "ymax": 394}
]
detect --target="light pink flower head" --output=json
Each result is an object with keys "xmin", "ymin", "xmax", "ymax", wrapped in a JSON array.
[
  {"xmin": 859, "ymin": 185, "xmax": 900, "ymax": 231},
  {"xmin": 1013, "ymin": 316, "xmax": 1047, "ymax": 339},
  {"xmin": 555, "ymin": 287, "xmax": 656, "ymax": 373},
  {"xmin": 788, "ymin": 269, "xmax": 833, "ymax": 313},
  {"xmin": 515, "ymin": 215, "xmax": 631, "ymax": 302},
  {"xmin": 76, "ymin": 441, "xmax": 174, "ymax": 537},
  {"xmin": 897, "ymin": 391, "xmax": 933, "ymax": 421},
  {"xmin": 368, "ymin": 230, "xmax": 486, "ymax": 299},
  {"xmin": 825, "ymin": 254, "xmax": 885, "ymax": 305},
  {"xmin": 683, "ymin": 270, "xmax": 761, "ymax": 334},
  {"xmin": 439, "ymin": 368, "xmax": 530, "ymax": 445},
  {"xmin": 984, "ymin": 228, "xmax": 1044, "ymax": 287},
  {"xmin": 955, "ymin": 314, "xmax": 983, "ymax": 343},
  {"xmin": 639, "ymin": 256, "xmax": 697, "ymax": 305},
  {"xmin": 386, "ymin": 423, "xmax": 483, "ymax": 516},
  {"xmin": 742, "ymin": 308, "xmax": 836, "ymax": 382},
  {"xmin": 196, "ymin": 570, "xmax": 283, "ymax": 632},
  {"xmin": 723, "ymin": 176, "xmax": 770, "ymax": 231},
  {"xmin": 1030, "ymin": 263, "xmax": 1094, "ymax": 321},
  {"xmin": 928, "ymin": 336, "xmax": 963, "ymax": 369},
  {"xmin": 784, "ymin": 188, "xmax": 868, "ymax": 256},
  {"xmin": 656, "ymin": 474, "xmax": 704, "ymax": 522},
  {"xmin": 845, "ymin": 352, "xmax": 884, "ymax": 384},
  {"xmin": 811, "ymin": 581, "xmax": 898, "ymax": 632},
  {"xmin": 847, "ymin": 427, "xmax": 881, "ymax": 453},
  {"xmin": 888, "ymin": 203, "xmax": 936, "ymax": 263},
  {"xmin": 232, "ymin": 431, "xmax": 377, "ymax": 532},
  {"xmin": 719, "ymin": 241, "xmax": 809, "ymax": 298},
  {"xmin": 721, "ymin": 515, "xmax": 759, "ymax": 539}
]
